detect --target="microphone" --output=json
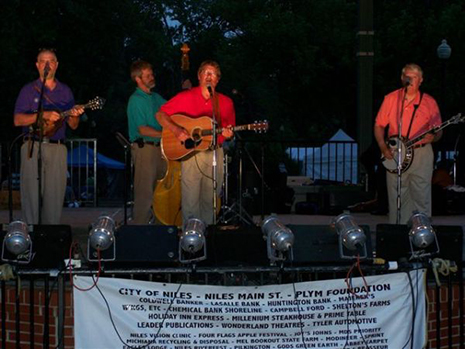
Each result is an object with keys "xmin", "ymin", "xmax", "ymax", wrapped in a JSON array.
[
  {"xmin": 206, "ymin": 84, "xmax": 213, "ymax": 98},
  {"xmin": 402, "ymin": 77, "xmax": 411, "ymax": 87},
  {"xmin": 43, "ymin": 62, "xmax": 51, "ymax": 78}
]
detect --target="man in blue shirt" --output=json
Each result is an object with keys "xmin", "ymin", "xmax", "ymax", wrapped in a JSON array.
[
  {"xmin": 14, "ymin": 48, "xmax": 84, "ymax": 224},
  {"xmin": 127, "ymin": 60, "xmax": 166, "ymax": 224}
]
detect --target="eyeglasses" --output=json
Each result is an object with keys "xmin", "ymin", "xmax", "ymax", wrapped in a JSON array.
[{"xmin": 201, "ymin": 69, "xmax": 218, "ymax": 77}]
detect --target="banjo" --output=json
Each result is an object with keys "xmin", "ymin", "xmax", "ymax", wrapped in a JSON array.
[{"xmin": 382, "ymin": 113, "xmax": 465, "ymax": 173}]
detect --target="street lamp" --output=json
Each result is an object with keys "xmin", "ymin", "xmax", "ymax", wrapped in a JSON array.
[
  {"xmin": 437, "ymin": 39, "xmax": 451, "ymax": 60},
  {"xmin": 437, "ymin": 39, "xmax": 451, "ymax": 111}
]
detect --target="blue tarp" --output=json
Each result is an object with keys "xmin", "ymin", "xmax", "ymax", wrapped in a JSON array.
[{"xmin": 67, "ymin": 145, "xmax": 125, "ymax": 170}]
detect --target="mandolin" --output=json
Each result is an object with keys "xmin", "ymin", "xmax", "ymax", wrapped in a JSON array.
[{"xmin": 37, "ymin": 96, "xmax": 105, "ymax": 137}]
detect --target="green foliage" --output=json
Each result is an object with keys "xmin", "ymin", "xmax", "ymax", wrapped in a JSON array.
[{"xmin": 2, "ymin": 0, "xmax": 465, "ymax": 162}]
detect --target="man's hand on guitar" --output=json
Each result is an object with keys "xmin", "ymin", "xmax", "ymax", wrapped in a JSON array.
[
  {"xmin": 222, "ymin": 125, "xmax": 234, "ymax": 139},
  {"xmin": 381, "ymin": 146, "xmax": 394, "ymax": 160},
  {"xmin": 174, "ymin": 126, "xmax": 190, "ymax": 141},
  {"xmin": 423, "ymin": 133, "xmax": 435, "ymax": 144},
  {"xmin": 69, "ymin": 105, "xmax": 85, "ymax": 118},
  {"xmin": 43, "ymin": 111, "xmax": 61, "ymax": 123}
]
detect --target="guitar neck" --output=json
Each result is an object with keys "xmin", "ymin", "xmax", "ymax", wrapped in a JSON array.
[
  {"xmin": 202, "ymin": 124, "xmax": 254, "ymax": 136},
  {"xmin": 59, "ymin": 102, "xmax": 92, "ymax": 118},
  {"xmin": 405, "ymin": 120, "xmax": 452, "ymax": 148}
]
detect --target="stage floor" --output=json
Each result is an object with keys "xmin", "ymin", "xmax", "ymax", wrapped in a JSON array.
[{"xmin": 2, "ymin": 206, "xmax": 464, "ymax": 233}]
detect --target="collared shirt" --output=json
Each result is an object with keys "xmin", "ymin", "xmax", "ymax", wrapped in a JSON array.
[
  {"xmin": 375, "ymin": 88, "xmax": 442, "ymax": 143},
  {"xmin": 14, "ymin": 79, "xmax": 75, "ymax": 140},
  {"xmin": 160, "ymin": 86, "xmax": 236, "ymax": 145},
  {"xmin": 127, "ymin": 87, "xmax": 166, "ymax": 142}
]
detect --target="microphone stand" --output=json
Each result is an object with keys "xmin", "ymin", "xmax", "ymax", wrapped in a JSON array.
[
  {"xmin": 452, "ymin": 132, "xmax": 461, "ymax": 186},
  {"xmin": 8, "ymin": 133, "xmax": 26, "ymax": 222},
  {"xmin": 208, "ymin": 86, "xmax": 218, "ymax": 225},
  {"xmin": 29, "ymin": 70, "xmax": 49, "ymax": 225},
  {"xmin": 237, "ymin": 135, "xmax": 270, "ymax": 223},
  {"xmin": 115, "ymin": 132, "xmax": 131, "ymax": 225},
  {"xmin": 396, "ymin": 85, "xmax": 408, "ymax": 224}
]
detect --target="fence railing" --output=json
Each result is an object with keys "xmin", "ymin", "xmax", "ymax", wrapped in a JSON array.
[
  {"xmin": 66, "ymin": 138, "xmax": 98, "ymax": 207},
  {"xmin": 286, "ymin": 140, "xmax": 359, "ymax": 184},
  {"xmin": 0, "ymin": 139, "xmax": 99, "ymax": 209},
  {"xmin": 0, "ymin": 137, "xmax": 461, "ymax": 212}
]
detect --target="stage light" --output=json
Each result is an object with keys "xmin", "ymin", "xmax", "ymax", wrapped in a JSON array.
[
  {"xmin": 87, "ymin": 215, "xmax": 116, "ymax": 261},
  {"xmin": 333, "ymin": 213, "xmax": 367, "ymax": 259},
  {"xmin": 2, "ymin": 221, "xmax": 32, "ymax": 264},
  {"xmin": 408, "ymin": 212, "xmax": 439, "ymax": 259},
  {"xmin": 179, "ymin": 218, "xmax": 207, "ymax": 263},
  {"xmin": 261, "ymin": 216, "xmax": 294, "ymax": 263}
]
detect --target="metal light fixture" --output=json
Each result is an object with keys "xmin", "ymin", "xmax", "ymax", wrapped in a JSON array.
[
  {"xmin": 87, "ymin": 215, "xmax": 116, "ymax": 261},
  {"xmin": 2, "ymin": 221, "xmax": 32, "ymax": 264},
  {"xmin": 261, "ymin": 216, "xmax": 294, "ymax": 263},
  {"xmin": 437, "ymin": 39, "xmax": 451, "ymax": 60},
  {"xmin": 179, "ymin": 218, "xmax": 207, "ymax": 263},
  {"xmin": 408, "ymin": 212, "xmax": 439, "ymax": 259},
  {"xmin": 333, "ymin": 213, "xmax": 367, "ymax": 259}
]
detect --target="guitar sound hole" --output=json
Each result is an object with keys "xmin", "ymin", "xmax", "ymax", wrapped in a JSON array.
[{"xmin": 184, "ymin": 139, "xmax": 195, "ymax": 149}]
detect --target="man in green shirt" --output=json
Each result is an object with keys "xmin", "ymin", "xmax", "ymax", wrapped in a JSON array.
[{"xmin": 127, "ymin": 60, "xmax": 166, "ymax": 224}]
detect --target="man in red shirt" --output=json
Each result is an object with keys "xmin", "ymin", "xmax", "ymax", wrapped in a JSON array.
[
  {"xmin": 156, "ymin": 60, "xmax": 235, "ymax": 225},
  {"xmin": 374, "ymin": 63, "xmax": 442, "ymax": 224}
]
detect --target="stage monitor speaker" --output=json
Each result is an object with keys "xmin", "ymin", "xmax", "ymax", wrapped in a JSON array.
[
  {"xmin": 1, "ymin": 224, "xmax": 72, "ymax": 269},
  {"xmin": 88, "ymin": 225, "xmax": 178, "ymax": 266},
  {"xmin": 202, "ymin": 225, "xmax": 268, "ymax": 267},
  {"xmin": 289, "ymin": 224, "xmax": 373, "ymax": 264},
  {"xmin": 376, "ymin": 224, "xmax": 463, "ymax": 263}
]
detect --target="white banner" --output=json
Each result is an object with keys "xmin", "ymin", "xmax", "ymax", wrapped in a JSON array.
[{"xmin": 74, "ymin": 270, "xmax": 427, "ymax": 349}]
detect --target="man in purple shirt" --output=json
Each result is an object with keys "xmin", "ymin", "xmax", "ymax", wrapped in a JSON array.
[{"xmin": 14, "ymin": 48, "xmax": 84, "ymax": 224}]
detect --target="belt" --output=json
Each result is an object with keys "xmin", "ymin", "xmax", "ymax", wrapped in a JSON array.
[
  {"xmin": 132, "ymin": 140, "xmax": 160, "ymax": 147},
  {"xmin": 24, "ymin": 137, "xmax": 64, "ymax": 144},
  {"xmin": 413, "ymin": 143, "xmax": 427, "ymax": 149}
]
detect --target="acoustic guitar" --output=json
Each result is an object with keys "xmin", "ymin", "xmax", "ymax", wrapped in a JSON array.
[{"xmin": 161, "ymin": 114, "xmax": 269, "ymax": 161}]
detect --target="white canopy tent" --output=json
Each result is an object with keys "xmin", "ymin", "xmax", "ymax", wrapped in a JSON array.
[{"xmin": 288, "ymin": 129, "xmax": 358, "ymax": 184}]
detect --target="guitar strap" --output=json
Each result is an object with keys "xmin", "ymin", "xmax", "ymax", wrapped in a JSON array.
[
  {"xmin": 33, "ymin": 83, "xmax": 61, "ymax": 109},
  {"xmin": 212, "ymin": 93, "xmax": 222, "ymax": 127},
  {"xmin": 406, "ymin": 91, "xmax": 423, "ymax": 139}
]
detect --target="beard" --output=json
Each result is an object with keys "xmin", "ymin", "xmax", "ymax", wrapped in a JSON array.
[{"xmin": 146, "ymin": 80, "xmax": 155, "ymax": 90}]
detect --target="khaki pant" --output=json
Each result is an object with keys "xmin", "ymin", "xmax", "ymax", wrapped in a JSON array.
[
  {"xmin": 181, "ymin": 148, "xmax": 224, "ymax": 225},
  {"xmin": 20, "ymin": 142, "xmax": 67, "ymax": 224},
  {"xmin": 387, "ymin": 144, "xmax": 433, "ymax": 224},
  {"xmin": 131, "ymin": 144, "xmax": 164, "ymax": 224}
]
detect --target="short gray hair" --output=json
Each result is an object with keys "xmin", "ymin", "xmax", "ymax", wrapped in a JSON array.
[{"xmin": 401, "ymin": 63, "xmax": 423, "ymax": 79}]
